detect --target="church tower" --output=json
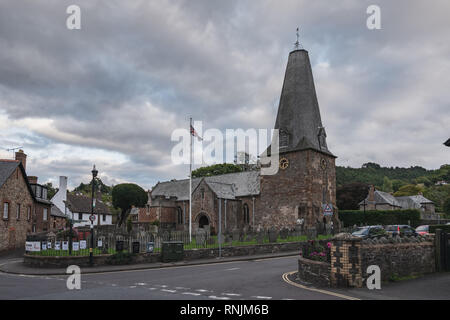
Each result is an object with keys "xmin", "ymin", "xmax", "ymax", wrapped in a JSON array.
[{"xmin": 256, "ymin": 47, "xmax": 337, "ymax": 230}]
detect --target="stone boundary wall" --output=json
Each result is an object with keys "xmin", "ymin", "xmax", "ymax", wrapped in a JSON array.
[
  {"xmin": 24, "ymin": 241, "xmax": 304, "ymax": 268},
  {"xmin": 295, "ymin": 234, "xmax": 437, "ymax": 288},
  {"xmin": 360, "ymin": 241, "xmax": 435, "ymax": 283},
  {"xmin": 298, "ymin": 257, "xmax": 330, "ymax": 287}
]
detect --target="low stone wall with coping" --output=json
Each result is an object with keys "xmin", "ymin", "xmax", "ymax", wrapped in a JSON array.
[
  {"xmin": 298, "ymin": 257, "xmax": 330, "ymax": 287},
  {"xmin": 23, "ymin": 241, "xmax": 305, "ymax": 268},
  {"xmin": 297, "ymin": 234, "xmax": 436, "ymax": 288}
]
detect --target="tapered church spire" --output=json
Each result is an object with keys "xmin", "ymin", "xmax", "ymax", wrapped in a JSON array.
[{"xmin": 273, "ymin": 47, "xmax": 335, "ymax": 157}]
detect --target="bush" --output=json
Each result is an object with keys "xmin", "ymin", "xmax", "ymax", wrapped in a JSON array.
[
  {"xmin": 429, "ymin": 224, "xmax": 450, "ymax": 234},
  {"xmin": 339, "ymin": 209, "xmax": 421, "ymax": 227}
]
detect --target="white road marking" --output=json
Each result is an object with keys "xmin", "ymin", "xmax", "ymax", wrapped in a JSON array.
[
  {"xmin": 175, "ymin": 286, "xmax": 190, "ymax": 290},
  {"xmin": 182, "ymin": 292, "xmax": 201, "ymax": 296},
  {"xmin": 252, "ymin": 296, "xmax": 272, "ymax": 299},
  {"xmin": 148, "ymin": 288, "xmax": 157, "ymax": 290},
  {"xmin": 161, "ymin": 289, "xmax": 177, "ymax": 293},
  {"xmin": 129, "ymin": 286, "xmax": 137, "ymax": 288},
  {"xmin": 156, "ymin": 284, "xmax": 168, "ymax": 288},
  {"xmin": 222, "ymin": 293, "xmax": 242, "ymax": 297},
  {"xmin": 225, "ymin": 267, "xmax": 240, "ymax": 271},
  {"xmin": 135, "ymin": 282, "xmax": 146, "ymax": 286},
  {"xmin": 196, "ymin": 289, "xmax": 210, "ymax": 292},
  {"xmin": 209, "ymin": 295, "xmax": 231, "ymax": 300}
]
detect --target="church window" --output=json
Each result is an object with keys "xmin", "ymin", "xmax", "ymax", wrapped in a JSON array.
[{"xmin": 243, "ymin": 204, "xmax": 250, "ymax": 224}]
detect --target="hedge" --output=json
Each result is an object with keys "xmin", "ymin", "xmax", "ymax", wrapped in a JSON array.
[
  {"xmin": 429, "ymin": 224, "xmax": 450, "ymax": 234},
  {"xmin": 338, "ymin": 209, "xmax": 421, "ymax": 227}
]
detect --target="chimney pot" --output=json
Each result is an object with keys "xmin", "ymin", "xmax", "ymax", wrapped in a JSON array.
[{"xmin": 15, "ymin": 150, "xmax": 27, "ymax": 171}]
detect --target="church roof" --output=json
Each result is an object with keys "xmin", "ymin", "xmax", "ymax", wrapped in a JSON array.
[
  {"xmin": 266, "ymin": 49, "xmax": 335, "ymax": 157},
  {"xmin": 151, "ymin": 171, "xmax": 260, "ymax": 200}
]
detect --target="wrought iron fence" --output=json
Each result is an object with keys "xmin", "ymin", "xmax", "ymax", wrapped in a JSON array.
[{"xmin": 25, "ymin": 227, "xmax": 337, "ymax": 257}]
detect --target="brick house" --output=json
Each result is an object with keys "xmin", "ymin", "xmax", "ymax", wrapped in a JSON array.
[
  {"xmin": 142, "ymin": 48, "xmax": 338, "ymax": 233},
  {"xmin": 0, "ymin": 156, "xmax": 34, "ymax": 252}
]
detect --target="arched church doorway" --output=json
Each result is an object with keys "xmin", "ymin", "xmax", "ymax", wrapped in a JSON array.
[{"xmin": 198, "ymin": 215, "xmax": 209, "ymax": 229}]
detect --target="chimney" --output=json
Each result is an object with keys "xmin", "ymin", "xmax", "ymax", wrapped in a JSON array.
[
  {"xmin": 368, "ymin": 185, "xmax": 375, "ymax": 202},
  {"xmin": 15, "ymin": 149, "xmax": 27, "ymax": 171},
  {"xmin": 59, "ymin": 176, "xmax": 68, "ymax": 201},
  {"xmin": 28, "ymin": 176, "xmax": 38, "ymax": 184}
]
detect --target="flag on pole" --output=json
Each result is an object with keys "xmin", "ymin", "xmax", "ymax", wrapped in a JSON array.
[{"xmin": 190, "ymin": 125, "xmax": 203, "ymax": 141}]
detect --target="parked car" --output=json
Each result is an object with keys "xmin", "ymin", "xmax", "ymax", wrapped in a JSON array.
[
  {"xmin": 385, "ymin": 225, "xmax": 417, "ymax": 237},
  {"xmin": 352, "ymin": 226, "xmax": 386, "ymax": 239},
  {"xmin": 415, "ymin": 225, "xmax": 429, "ymax": 235}
]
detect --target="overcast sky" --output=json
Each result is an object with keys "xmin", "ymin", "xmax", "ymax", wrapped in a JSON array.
[{"xmin": 0, "ymin": 0, "xmax": 449, "ymax": 190}]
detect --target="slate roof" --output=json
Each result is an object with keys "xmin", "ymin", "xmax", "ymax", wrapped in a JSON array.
[
  {"xmin": 360, "ymin": 190, "xmax": 434, "ymax": 209},
  {"xmin": 0, "ymin": 160, "xmax": 36, "ymax": 201},
  {"xmin": 151, "ymin": 171, "xmax": 260, "ymax": 201},
  {"xmin": 267, "ymin": 49, "xmax": 335, "ymax": 157},
  {"xmin": 51, "ymin": 205, "xmax": 68, "ymax": 218},
  {"xmin": 0, "ymin": 160, "xmax": 21, "ymax": 189},
  {"xmin": 66, "ymin": 193, "xmax": 111, "ymax": 214}
]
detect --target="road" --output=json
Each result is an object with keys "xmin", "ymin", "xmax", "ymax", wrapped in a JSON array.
[
  {"xmin": 0, "ymin": 256, "xmax": 342, "ymax": 300},
  {"xmin": 0, "ymin": 255, "xmax": 449, "ymax": 300}
]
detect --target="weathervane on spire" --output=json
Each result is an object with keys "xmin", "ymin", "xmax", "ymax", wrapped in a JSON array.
[{"xmin": 294, "ymin": 27, "xmax": 300, "ymax": 49}]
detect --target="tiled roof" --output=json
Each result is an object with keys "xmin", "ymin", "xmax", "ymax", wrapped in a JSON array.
[
  {"xmin": 66, "ymin": 193, "xmax": 111, "ymax": 214},
  {"xmin": 151, "ymin": 171, "xmax": 260, "ymax": 200}
]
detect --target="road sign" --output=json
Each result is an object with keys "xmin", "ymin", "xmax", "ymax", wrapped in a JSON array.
[
  {"xmin": 322, "ymin": 203, "xmax": 333, "ymax": 216},
  {"xmin": 89, "ymin": 214, "xmax": 95, "ymax": 222}
]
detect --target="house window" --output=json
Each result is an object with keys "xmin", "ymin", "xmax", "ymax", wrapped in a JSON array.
[
  {"xmin": 32, "ymin": 224, "xmax": 36, "ymax": 233},
  {"xmin": 36, "ymin": 185, "xmax": 42, "ymax": 198},
  {"xmin": 103, "ymin": 214, "xmax": 106, "ymax": 222},
  {"xmin": 243, "ymin": 204, "xmax": 250, "ymax": 224},
  {"xmin": 78, "ymin": 213, "xmax": 82, "ymax": 220},
  {"xmin": 43, "ymin": 208, "xmax": 48, "ymax": 221},
  {"xmin": 27, "ymin": 206, "xmax": 31, "ymax": 221},
  {"xmin": 3, "ymin": 202, "xmax": 9, "ymax": 220},
  {"xmin": 16, "ymin": 203, "xmax": 21, "ymax": 220}
]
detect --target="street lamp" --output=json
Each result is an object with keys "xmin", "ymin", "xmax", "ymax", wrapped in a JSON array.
[{"xmin": 89, "ymin": 164, "xmax": 98, "ymax": 266}]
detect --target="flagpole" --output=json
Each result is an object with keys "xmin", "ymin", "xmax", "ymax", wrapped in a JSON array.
[{"xmin": 189, "ymin": 117, "xmax": 192, "ymax": 242}]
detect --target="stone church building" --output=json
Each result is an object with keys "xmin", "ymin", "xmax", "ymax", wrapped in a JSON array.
[{"xmin": 141, "ymin": 47, "xmax": 338, "ymax": 233}]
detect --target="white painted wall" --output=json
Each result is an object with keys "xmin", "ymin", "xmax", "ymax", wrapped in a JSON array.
[
  {"xmin": 50, "ymin": 176, "xmax": 71, "ymax": 218},
  {"xmin": 73, "ymin": 213, "xmax": 113, "ymax": 228}
]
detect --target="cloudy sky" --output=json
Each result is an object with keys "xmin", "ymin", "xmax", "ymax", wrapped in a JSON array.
[{"xmin": 0, "ymin": 0, "xmax": 449, "ymax": 190}]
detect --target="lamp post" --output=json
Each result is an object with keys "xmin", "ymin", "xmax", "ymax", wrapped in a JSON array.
[{"xmin": 89, "ymin": 164, "xmax": 98, "ymax": 266}]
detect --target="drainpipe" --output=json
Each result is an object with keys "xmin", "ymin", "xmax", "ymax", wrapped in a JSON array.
[
  {"xmin": 224, "ymin": 199, "xmax": 227, "ymax": 231},
  {"xmin": 252, "ymin": 197, "xmax": 255, "ymax": 229},
  {"xmin": 218, "ymin": 198, "xmax": 222, "ymax": 258}
]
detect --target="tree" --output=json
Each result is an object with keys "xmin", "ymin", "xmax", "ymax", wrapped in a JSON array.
[
  {"xmin": 381, "ymin": 176, "xmax": 393, "ymax": 193},
  {"xmin": 443, "ymin": 197, "xmax": 450, "ymax": 218},
  {"xmin": 337, "ymin": 182, "xmax": 370, "ymax": 210},
  {"xmin": 112, "ymin": 183, "xmax": 148, "ymax": 226},
  {"xmin": 393, "ymin": 184, "xmax": 424, "ymax": 197},
  {"xmin": 192, "ymin": 163, "xmax": 242, "ymax": 178}
]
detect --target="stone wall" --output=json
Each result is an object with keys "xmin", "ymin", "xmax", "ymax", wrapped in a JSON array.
[
  {"xmin": 329, "ymin": 234, "xmax": 435, "ymax": 288},
  {"xmin": 360, "ymin": 237, "xmax": 435, "ymax": 283},
  {"xmin": 298, "ymin": 257, "xmax": 330, "ymax": 287},
  {"xmin": 0, "ymin": 165, "xmax": 33, "ymax": 252},
  {"xmin": 24, "ymin": 241, "xmax": 304, "ymax": 268},
  {"xmin": 257, "ymin": 149, "xmax": 337, "ymax": 230}
]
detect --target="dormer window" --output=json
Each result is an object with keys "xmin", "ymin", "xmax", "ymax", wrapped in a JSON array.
[{"xmin": 279, "ymin": 128, "xmax": 289, "ymax": 148}]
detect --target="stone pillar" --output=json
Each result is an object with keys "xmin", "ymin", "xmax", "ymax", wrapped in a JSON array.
[{"xmin": 330, "ymin": 234, "xmax": 363, "ymax": 288}]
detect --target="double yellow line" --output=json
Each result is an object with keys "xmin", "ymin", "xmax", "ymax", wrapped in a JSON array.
[{"xmin": 282, "ymin": 271, "xmax": 360, "ymax": 300}]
